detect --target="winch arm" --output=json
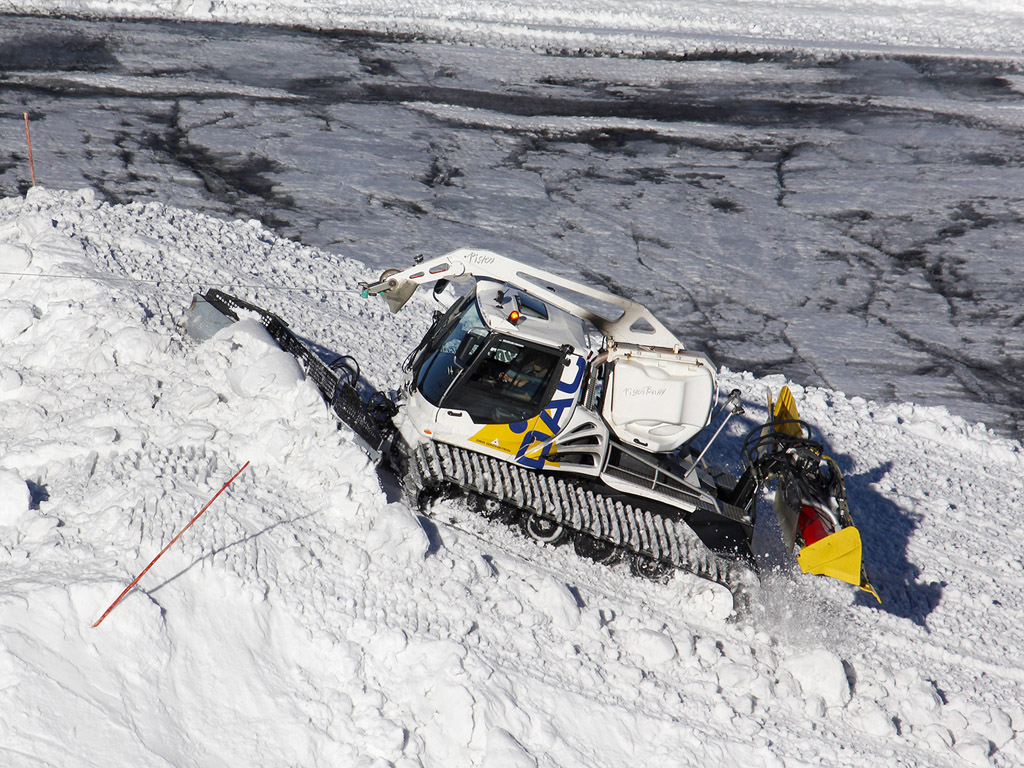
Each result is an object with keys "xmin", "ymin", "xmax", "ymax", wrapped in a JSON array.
[{"xmin": 362, "ymin": 247, "xmax": 687, "ymax": 349}]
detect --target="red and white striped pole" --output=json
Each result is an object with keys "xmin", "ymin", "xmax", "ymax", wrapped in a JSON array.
[{"xmin": 93, "ymin": 461, "xmax": 250, "ymax": 628}]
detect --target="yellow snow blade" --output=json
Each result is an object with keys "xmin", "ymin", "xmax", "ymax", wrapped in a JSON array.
[
  {"xmin": 798, "ymin": 526, "xmax": 881, "ymax": 602},
  {"xmin": 773, "ymin": 386, "xmax": 804, "ymax": 437}
]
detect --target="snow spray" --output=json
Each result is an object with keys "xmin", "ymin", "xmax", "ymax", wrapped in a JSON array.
[{"xmin": 92, "ymin": 461, "xmax": 250, "ymax": 628}]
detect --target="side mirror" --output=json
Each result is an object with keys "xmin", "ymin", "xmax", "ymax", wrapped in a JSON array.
[
  {"xmin": 455, "ymin": 330, "xmax": 485, "ymax": 366},
  {"xmin": 432, "ymin": 279, "xmax": 456, "ymax": 310}
]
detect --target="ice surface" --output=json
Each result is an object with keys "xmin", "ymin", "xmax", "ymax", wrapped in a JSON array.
[{"xmin": 2, "ymin": 15, "xmax": 1021, "ymax": 438}]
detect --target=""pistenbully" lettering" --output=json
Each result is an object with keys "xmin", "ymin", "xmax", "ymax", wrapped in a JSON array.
[{"xmin": 623, "ymin": 385, "xmax": 667, "ymax": 397}]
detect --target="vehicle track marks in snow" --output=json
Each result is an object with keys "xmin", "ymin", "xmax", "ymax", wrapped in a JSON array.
[{"xmin": 3, "ymin": 188, "xmax": 1024, "ymax": 767}]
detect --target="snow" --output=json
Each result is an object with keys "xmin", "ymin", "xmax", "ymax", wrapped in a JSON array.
[
  {"xmin": 1, "ymin": 186, "xmax": 1023, "ymax": 766},
  {"xmin": 779, "ymin": 647, "xmax": 851, "ymax": 709},
  {"xmin": 0, "ymin": 468, "xmax": 31, "ymax": 525},
  {"xmin": 1, "ymin": 0, "xmax": 1023, "ymax": 764},
  {"xmin": 4, "ymin": 12, "xmax": 1023, "ymax": 436},
  {"xmin": 2, "ymin": 0, "xmax": 1024, "ymax": 59}
]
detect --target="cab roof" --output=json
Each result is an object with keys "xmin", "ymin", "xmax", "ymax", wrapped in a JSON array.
[{"xmin": 475, "ymin": 282, "xmax": 591, "ymax": 356}]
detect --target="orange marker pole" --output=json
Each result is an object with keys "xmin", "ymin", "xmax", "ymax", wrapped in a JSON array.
[
  {"xmin": 92, "ymin": 461, "xmax": 250, "ymax": 628},
  {"xmin": 23, "ymin": 113, "xmax": 36, "ymax": 187}
]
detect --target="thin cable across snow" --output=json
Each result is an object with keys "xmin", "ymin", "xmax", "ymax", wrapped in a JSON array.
[{"xmin": 0, "ymin": 269, "xmax": 361, "ymax": 295}]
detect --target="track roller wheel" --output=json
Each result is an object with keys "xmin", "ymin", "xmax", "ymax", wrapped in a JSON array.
[
  {"xmin": 471, "ymin": 495, "xmax": 519, "ymax": 525},
  {"xmin": 630, "ymin": 553, "xmax": 671, "ymax": 582},
  {"xmin": 573, "ymin": 532, "xmax": 620, "ymax": 564},
  {"xmin": 522, "ymin": 514, "xmax": 569, "ymax": 546}
]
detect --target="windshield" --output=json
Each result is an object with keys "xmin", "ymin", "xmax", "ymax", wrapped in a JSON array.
[
  {"xmin": 446, "ymin": 337, "xmax": 561, "ymax": 424},
  {"xmin": 412, "ymin": 294, "xmax": 564, "ymax": 424},
  {"xmin": 413, "ymin": 295, "xmax": 487, "ymax": 405}
]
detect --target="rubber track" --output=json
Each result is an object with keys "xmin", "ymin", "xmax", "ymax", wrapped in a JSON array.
[{"xmin": 406, "ymin": 440, "xmax": 757, "ymax": 602}]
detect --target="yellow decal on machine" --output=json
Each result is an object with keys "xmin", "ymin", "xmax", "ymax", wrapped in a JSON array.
[
  {"xmin": 470, "ymin": 423, "xmax": 531, "ymax": 455},
  {"xmin": 470, "ymin": 414, "xmax": 560, "ymax": 467},
  {"xmin": 468, "ymin": 357, "xmax": 586, "ymax": 469}
]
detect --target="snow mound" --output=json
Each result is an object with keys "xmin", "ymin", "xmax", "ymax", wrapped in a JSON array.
[
  {"xmin": 531, "ymin": 577, "xmax": 582, "ymax": 631},
  {"xmin": 780, "ymin": 647, "xmax": 851, "ymax": 709},
  {"xmin": 366, "ymin": 503, "xmax": 432, "ymax": 565},
  {"xmin": 217, "ymin": 318, "xmax": 307, "ymax": 399},
  {"xmin": 618, "ymin": 627, "xmax": 678, "ymax": 667},
  {"xmin": 0, "ymin": 303, "xmax": 34, "ymax": 342},
  {"xmin": 0, "ymin": 468, "xmax": 31, "ymax": 526}
]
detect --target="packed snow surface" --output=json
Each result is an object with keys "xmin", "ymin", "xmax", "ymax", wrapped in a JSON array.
[
  {"xmin": 2, "ymin": 187, "xmax": 1023, "ymax": 766},
  {"xmin": 3, "ymin": 0, "xmax": 1024, "ymax": 59}
]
